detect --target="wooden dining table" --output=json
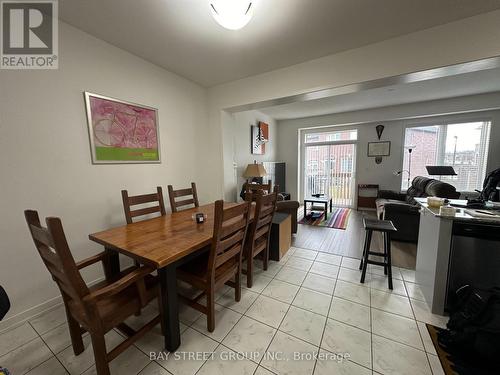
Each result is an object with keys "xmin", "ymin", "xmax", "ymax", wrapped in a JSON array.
[{"xmin": 89, "ymin": 202, "xmax": 245, "ymax": 352}]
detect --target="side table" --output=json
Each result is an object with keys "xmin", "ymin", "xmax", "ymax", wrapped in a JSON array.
[{"xmin": 269, "ymin": 212, "xmax": 291, "ymax": 261}]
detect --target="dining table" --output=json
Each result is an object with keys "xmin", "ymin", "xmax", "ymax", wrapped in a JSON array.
[{"xmin": 88, "ymin": 202, "xmax": 246, "ymax": 352}]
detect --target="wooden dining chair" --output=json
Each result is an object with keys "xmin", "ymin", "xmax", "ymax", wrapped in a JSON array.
[
  {"xmin": 121, "ymin": 186, "xmax": 166, "ymax": 224},
  {"xmin": 25, "ymin": 210, "xmax": 162, "ymax": 375},
  {"xmin": 244, "ymin": 190, "xmax": 278, "ymax": 287},
  {"xmin": 243, "ymin": 181, "xmax": 273, "ymax": 201},
  {"xmin": 167, "ymin": 182, "xmax": 199, "ymax": 212},
  {"xmin": 176, "ymin": 200, "xmax": 250, "ymax": 332},
  {"xmin": 122, "ymin": 187, "xmax": 166, "ymax": 267}
]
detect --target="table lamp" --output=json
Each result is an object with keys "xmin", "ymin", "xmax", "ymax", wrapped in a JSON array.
[{"xmin": 243, "ymin": 162, "xmax": 267, "ymax": 183}]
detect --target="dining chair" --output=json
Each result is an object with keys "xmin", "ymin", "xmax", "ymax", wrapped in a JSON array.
[
  {"xmin": 25, "ymin": 210, "xmax": 162, "ymax": 375},
  {"xmin": 121, "ymin": 186, "xmax": 166, "ymax": 224},
  {"xmin": 122, "ymin": 186, "xmax": 166, "ymax": 267},
  {"xmin": 176, "ymin": 200, "xmax": 250, "ymax": 332},
  {"xmin": 167, "ymin": 182, "xmax": 200, "ymax": 212},
  {"xmin": 243, "ymin": 181, "xmax": 273, "ymax": 201},
  {"xmin": 244, "ymin": 190, "xmax": 278, "ymax": 287}
]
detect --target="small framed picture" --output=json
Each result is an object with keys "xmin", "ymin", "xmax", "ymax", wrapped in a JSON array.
[{"xmin": 368, "ymin": 141, "xmax": 391, "ymax": 157}]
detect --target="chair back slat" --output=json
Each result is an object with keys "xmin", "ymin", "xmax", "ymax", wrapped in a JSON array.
[
  {"xmin": 127, "ymin": 192, "xmax": 161, "ymax": 205},
  {"xmin": 243, "ymin": 181, "xmax": 273, "ymax": 202},
  {"xmin": 218, "ymin": 230, "xmax": 245, "ymax": 253},
  {"xmin": 130, "ymin": 205, "xmax": 163, "ymax": 218},
  {"xmin": 168, "ymin": 182, "xmax": 199, "ymax": 213},
  {"xmin": 122, "ymin": 187, "xmax": 166, "ymax": 224},
  {"xmin": 222, "ymin": 203, "xmax": 249, "ymax": 221},
  {"xmin": 246, "ymin": 191, "xmax": 277, "ymax": 257},
  {"xmin": 259, "ymin": 206, "xmax": 275, "ymax": 220},
  {"xmin": 215, "ymin": 243, "xmax": 241, "ymax": 268},
  {"xmin": 174, "ymin": 198, "xmax": 195, "ymax": 207},
  {"xmin": 208, "ymin": 201, "xmax": 250, "ymax": 277},
  {"xmin": 25, "ymin": 210, "xmax": 90, "ymax": 305},
  {"xmin": 219, "ymin": 217, "xmax": 248, "ymax": 239},
  {"xmin": 36, "ymin": 242, "xmax": 64, "ymax": 269},
  {"xmin": 253, "ymin": 224, "xmax": 270, "ymax": 242},
  {"xmin": 171, "ymin": 188, "xmax": 194, "ymax": 197},
  {"xmin": 29, "ymin": 225, "xmax": 55, "ymax": 248}
]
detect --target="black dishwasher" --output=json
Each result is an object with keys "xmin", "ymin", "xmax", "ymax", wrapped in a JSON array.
[{"xmin": 446, "ymin": 222, "xmax": 500, "ymax": 310}]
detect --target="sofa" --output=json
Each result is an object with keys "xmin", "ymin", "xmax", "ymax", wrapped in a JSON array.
[{"xmin": 376, "ymin": 176, "xmax": 460, "ymax": 242}]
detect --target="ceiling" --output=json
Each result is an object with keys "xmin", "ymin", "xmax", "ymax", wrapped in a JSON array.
[
  {"xmin": 59, "ymin": 0, "xmax": 500, "ymax": 87},
  {"xmin": 259, "ymin": 67, "xmax": 500, "ymax": 120}
]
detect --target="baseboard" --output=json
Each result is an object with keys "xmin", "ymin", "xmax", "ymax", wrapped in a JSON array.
[
  {"xmin": 0, "ymin": 295, "xmax": 63, "ymax": 334},
  {"xmin": 0, "ymin": 276, "xmax": 105, "ymax": 334}
]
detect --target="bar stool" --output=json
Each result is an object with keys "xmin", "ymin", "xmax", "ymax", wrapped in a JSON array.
[{"xmin": 359, "ymin": 217, "xmax": 397, "ymax": 290}]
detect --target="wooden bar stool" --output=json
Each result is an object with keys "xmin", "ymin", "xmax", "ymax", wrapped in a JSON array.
[{"xmin": 359, "ymin": 217, "xmax": 397, "ymax": 290}]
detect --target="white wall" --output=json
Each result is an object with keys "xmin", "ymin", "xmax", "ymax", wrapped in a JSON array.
[
  {"xmin": 222, "ymin": 111, "xmax": 277, "ymax": 201},
  {"xmin": 206, "ymin": 10, "xmax": 500, "ymax": 201},
  {"xmin": 0, "ymin": 22, "xmax": 208, "ymax": 328},
  {"xmin": 276, "ymin": 92, "xmax": 500, "ymax": 201},
  {"xmin": 3, "ymin": 9, "xmax": 500, "ymax": 329}
]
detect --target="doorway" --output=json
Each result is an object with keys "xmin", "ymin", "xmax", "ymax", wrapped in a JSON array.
[{"xmin": 302, "ymin": 129, "xmax": 357, "ymax": 207}]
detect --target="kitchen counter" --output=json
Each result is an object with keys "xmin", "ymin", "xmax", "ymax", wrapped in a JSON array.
[
  {"xmin": 415, "ymin": 198, "xmax": 500, "ymax": 224},
  {"xmin": 414, "ymin": 198, "xmax": 500, "ymax": 315}
]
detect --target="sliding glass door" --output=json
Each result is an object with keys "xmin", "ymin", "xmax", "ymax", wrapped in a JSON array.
[{"xmin": 303, "ymin": 130, "xmax": 357, "ymax": 207}]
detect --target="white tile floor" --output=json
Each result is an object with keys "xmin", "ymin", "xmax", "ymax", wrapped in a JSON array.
[{"xmin": 0, "ymin": 246, "xmax": 448, "ymax": 375}]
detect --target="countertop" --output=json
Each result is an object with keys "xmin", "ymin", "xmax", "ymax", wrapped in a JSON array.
[{"xmin": 415, "ymin": 198, "xmax": 500, "ymax": 225}]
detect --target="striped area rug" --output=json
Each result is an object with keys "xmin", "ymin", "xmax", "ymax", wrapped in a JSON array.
[{"xmin": 298, "ymin": 207, "xmax": 351, "ymax": 230}]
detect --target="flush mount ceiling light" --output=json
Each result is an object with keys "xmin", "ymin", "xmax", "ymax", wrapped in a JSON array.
[{"xmin": 209, "ymin": 0, "xmax": 254, "ymax": 30}]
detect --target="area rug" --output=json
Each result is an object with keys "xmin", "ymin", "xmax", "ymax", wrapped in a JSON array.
[
  {"xmin": 298, "ymin": 207, "xmax": 351, "ymax": 230},
  {"xmin": 426, "ymin": 324, "xmax": 497, "ymax": 375}
]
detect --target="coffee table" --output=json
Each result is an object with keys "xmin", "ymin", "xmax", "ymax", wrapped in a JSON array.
[{"xmin": 304, "ymin": 196, "xmax": 333, "ymax": 221}]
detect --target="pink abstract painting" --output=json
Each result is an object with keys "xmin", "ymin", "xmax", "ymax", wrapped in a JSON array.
[{"xmin": 85, "ymin": 93, "xmax": 160, "ymax": 163}]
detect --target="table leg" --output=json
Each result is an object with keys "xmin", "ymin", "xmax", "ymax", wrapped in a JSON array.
[
  {"xmin": 330, "ymin": 199, "xmax": 333, "ymax": 212},
  {"xmin": 324, "ymin": 202, "xmax": 328, "ymax": 221},
  {"xmin": 103, "ymin": 247, "xmax": 120, "ymax": 281},
  {"xmin": 158, "ymin": 265, "xmax": 181, "ymax": 352},
  {"xmin": 304, "ymin": 202, "xmax": 307, "ymax": 219}
]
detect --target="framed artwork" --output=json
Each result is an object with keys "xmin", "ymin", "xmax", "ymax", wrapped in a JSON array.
[
  {"xmin": 84, "ymin": 92, "xmax": 160, "ymax": 164},
  {"xmin": 251, "ymin": 121, "xmax": 269, "ymax": 155},
  {"xmin": 368, "ymin": 141, "xmax": 391, "ymax": 157}
]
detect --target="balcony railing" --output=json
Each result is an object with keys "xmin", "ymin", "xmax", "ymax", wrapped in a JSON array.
[{"xmin": 305, "ymin": 172, "xmax": 354, "ymax": 207}]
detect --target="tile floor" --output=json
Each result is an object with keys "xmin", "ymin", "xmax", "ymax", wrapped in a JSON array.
[{"xmin": 0, "ymin": 247, "xmax": 448, "ymax": 375}]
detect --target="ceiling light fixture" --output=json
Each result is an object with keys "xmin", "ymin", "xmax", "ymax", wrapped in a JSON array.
[{"xmin": 209, "ymin": 0, "xmax": 254, "ymax": 30}]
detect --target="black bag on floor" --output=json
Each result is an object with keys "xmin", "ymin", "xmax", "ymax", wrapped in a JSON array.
[
  {"xmin": 439, "ymin": 285, "xmax": 500, "ymax": 364},
  {"xmin": 0, "ymin": 285, "xmax": 10, "ymax": 320}
]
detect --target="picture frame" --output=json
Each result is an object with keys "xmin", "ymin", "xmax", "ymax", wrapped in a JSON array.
[
  {"xmin": 84, "ymin": 92, "xmax": 160, "ymax": 164},
  {"xmin": 367, "ymin": 141, "xmax": 391, "ymax": 157},
  {"xmin": 251, "ymin": 121, "xmax": 269, "ymax": 155}
]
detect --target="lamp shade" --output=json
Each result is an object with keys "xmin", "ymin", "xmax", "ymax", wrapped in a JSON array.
[{"xmin": 243, "ymin": 163, "xmax": 267, "ymax": 178}]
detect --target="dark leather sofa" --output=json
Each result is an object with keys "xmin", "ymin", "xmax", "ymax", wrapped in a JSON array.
[{"xmin": 376, "ymin": 176, "xmax": 460, "ymax": 242}]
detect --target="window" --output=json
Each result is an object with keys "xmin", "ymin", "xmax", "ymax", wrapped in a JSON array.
[
  {"xmin": 401, "ymin": 121, "xmax": 491, "ymax": 191},
  {"xmin": 340, "ymin": 156, "xmax": 353, "ymax": 173},
  {"xmin": 305, "ymin": 129, "xmax": 357, "ymax": 143}
]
